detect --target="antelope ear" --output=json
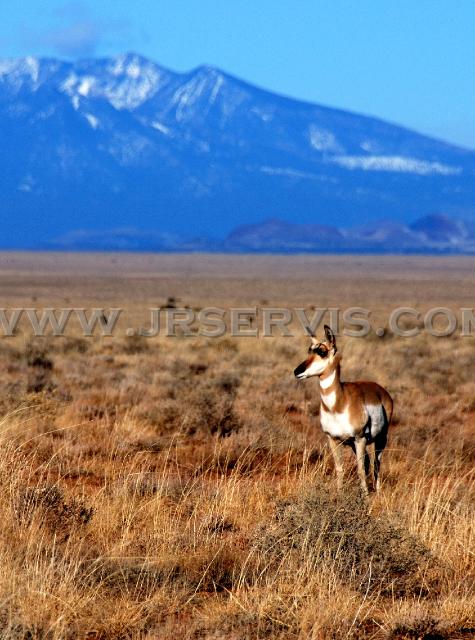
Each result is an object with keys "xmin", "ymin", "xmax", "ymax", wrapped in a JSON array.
[{"xmin": 324, "ymin": 324, "xmax": 336, "ymax": 349}]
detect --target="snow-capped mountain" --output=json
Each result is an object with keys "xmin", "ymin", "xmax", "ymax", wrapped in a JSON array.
[{"xmin": 1, "ymin": 52, "xmax": 475, "ymax": 250}]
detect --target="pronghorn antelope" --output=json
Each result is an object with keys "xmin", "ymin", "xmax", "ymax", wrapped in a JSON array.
[{"xmin": 294, "ymin": 325, "xmax": 393, "ymax": 495}]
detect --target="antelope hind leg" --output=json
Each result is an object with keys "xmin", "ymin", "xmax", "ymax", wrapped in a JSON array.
[{"xmin": 374, "ymin": 430, "xmax": 388, "ymax": 492}]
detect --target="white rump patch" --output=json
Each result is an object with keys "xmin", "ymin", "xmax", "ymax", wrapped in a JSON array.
[{"xmin": 364, "ymin": 404, "xmax": 387, "ymax": 440}]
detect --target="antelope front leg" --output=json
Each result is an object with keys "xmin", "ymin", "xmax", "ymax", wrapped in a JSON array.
[
  {"xmin": 327, "ymin": 436, "xmax": 344, "ymax": 490},
  {"xmin": 355, "ymin": 437, "xmax": 369, "ymax": 496}
]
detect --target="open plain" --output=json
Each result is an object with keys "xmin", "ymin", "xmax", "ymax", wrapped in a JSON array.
[{"xmin": 0, "ymin": 252, "xmax": 473, "ymax": 639}]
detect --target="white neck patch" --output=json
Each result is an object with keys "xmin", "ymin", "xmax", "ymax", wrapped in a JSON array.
[
  {"xmin": 322, "ymin": 389, "xmax": 337, "ymax": 409},
  {"xmin": 320, "ymin": 370, "xmax": 336, "ymax": 390}
]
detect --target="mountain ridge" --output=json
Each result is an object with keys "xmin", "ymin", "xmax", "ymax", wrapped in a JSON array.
[
  {"xmin": 43, "ymin": 213, "xmax": 475, "ymax": 254},
  {"xmin": 1, "ymin": 53, "xmax": 475, "ymax": 250}
]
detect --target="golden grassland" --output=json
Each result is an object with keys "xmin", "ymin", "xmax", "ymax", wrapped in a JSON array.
[{"xmin": 0, "ymin": 253, "xmax": 473, "ymax": 639}]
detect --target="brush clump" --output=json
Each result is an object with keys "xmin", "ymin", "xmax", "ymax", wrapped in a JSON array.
[{"xmin": 257, "ymin": 487, "xmax": 439, "ymax": 598}]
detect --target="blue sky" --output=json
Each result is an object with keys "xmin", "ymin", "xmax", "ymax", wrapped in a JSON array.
[{"xmin": 1, "ymin": 0, "xmax": 474, "ymax": 148}]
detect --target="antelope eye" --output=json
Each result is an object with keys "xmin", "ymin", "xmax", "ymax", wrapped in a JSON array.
[
  {"xmin": 315, "ymin": 346, "xmax": 328, "ymax": 357},
  {"xmin": 309, "ymin": 344, "xmax": 327, "ymax": 356}
]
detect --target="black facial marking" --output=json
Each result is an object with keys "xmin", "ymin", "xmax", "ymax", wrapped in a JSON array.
[
  {"xmin": 309, "ymin": 344, "xmax": 328, "ymax": 357},
  {"xmin": 294, "ymin": 361, "xmax": 307, "ymax": 378}
]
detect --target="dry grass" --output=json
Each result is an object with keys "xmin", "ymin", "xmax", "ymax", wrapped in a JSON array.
[{"xmin": 0, "ymin": 253, "xmax": 473, "ymax": 639}]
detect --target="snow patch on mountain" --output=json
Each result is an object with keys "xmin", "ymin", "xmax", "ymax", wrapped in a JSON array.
[
  {"xmin": 150, "ymin": 121, "xmax": 172, "ymax": 135},
  {"xmin": 172, "ymin": 77, "xmax": 208, "ymax": 121},
  {"xmin": 250, "ymin": 106, "xmax": 274, "ymax": 122},
  {"xmin": 106, "ymin": 132, "xmax": 153, "ymax": 166},
  {"xmin": 61, "ymin": 73, "xmax": 77, "ymax": 92},
  {"xmin": 0, "ymin": 59, "xmax": 22, "ymax": 76},
  {"xmin": 260, "ymin": 166, "xmax": 335, "ymax": 181},
  {"xmin": 330, "ymin": 155, "xmax": 462, "ymax": 175},
  {"xmin": 60, "ymin": 54, "xmax": 167, "ymax": 110},
  {"xmin": 102, "ymin": 70, "xmax": 162, "ymax": 110},
  {"xmin": 84, "ymin": 113, "xmax": 99, "ymax": 129},
  {"xmin": 78, "ymin": 77, "xmax": 94, "ymax": 96},
  {"xmin": 110, "ymin": 55, "xmax": 141, "ymax": 79},
  {"xmin": 0, "ymin": 56, "xmax": 41, "ymax": 89},
  {"xmin": 309, "ymin": 125, "xmax": 343, "ymax": 153},
  {"xmin": 360, "ymin": 140, "xmax": 384, "ymax": 153},
  {"xmin": 171, "ymin": 70, "xmax": 226, "ymax": 120},
  {"xmin": 209, "ymin": 74, "xmax": 224, "ymax": 104}
]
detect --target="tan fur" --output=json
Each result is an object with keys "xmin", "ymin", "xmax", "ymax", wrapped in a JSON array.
[{"xmin": 294, "ymin": 326, "xmax": 393, "ymax": 495}]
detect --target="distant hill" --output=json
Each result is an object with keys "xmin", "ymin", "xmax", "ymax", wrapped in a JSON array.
[
  {"xmin": 40, "ymin": 213, "xmax": 475, "ymax": 254},
  {"xmin": 224, "ymin": 214, "xmax": 475, "ymax": 253},
  {"xmin": 1, "ymin": 53, "xmax": 475, "ymax": 250}
]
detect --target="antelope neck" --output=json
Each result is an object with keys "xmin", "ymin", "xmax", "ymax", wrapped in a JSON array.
[{"xmin": 319, "ymin": 359, "xmax": 341, "ymax": 390}]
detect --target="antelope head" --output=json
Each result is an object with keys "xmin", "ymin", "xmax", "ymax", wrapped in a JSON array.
[{"xmin": 294, "ymin": 325, "xmax": 337, "ymax": 379}]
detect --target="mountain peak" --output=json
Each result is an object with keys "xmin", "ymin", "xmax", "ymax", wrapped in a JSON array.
[
  {"xmin": 57, "ymin": 53, "xmax": 175, "ymax": 110},
  {"xmin": 107, "ymin": 52, "xmax": 166, "ymax": 78},
  {"xmin": 0, "ymin": 55, "xmax": 39, "ymax": 76},
  {"xmin": 191, "ymin": 64, "xmax": 223, "ymax": 77}
]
